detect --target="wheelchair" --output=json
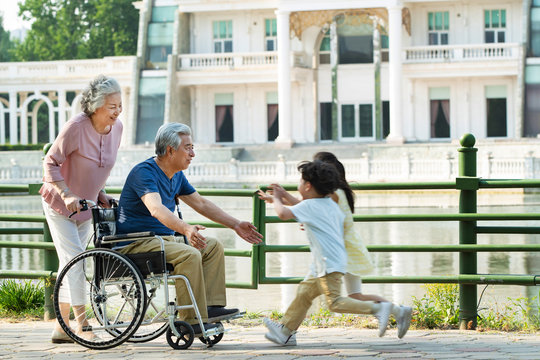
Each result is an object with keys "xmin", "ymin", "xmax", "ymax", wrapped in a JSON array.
[{"xmin": 52, "ymin": 200, "xmax": 237, "ymax": 350}]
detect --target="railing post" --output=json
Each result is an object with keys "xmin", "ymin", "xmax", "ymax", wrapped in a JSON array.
[
  {"xmin": 457, "ymin": 133, "xmax": 478, "ymax": 330},
  {"xmin": 29, "ymin": 181, "xmax": 58, "ymax": 321},
  {"xmin": 252, "ymin": 190, "xmax": 265, "ymax": 288},
  {"xmin": 43, "ymin": 221, "xmax": 58, "ymax": 320}
]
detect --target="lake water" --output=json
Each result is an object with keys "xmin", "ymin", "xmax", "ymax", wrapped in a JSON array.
[{"xmin": 2, "ymin": 190, "xmax": 540, "ymax": 314}]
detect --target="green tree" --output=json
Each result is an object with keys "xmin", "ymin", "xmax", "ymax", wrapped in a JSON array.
[
  {"xmin": 14, "ymin": 0, "xmax": 138, "ymax": 61},
  {"xmin": 0, "ymin": 15, "xmax": 17, "ymax": 61},
  {"xmin": 86, "ymin": 0, "xmax": 139, "ymax": 58}
]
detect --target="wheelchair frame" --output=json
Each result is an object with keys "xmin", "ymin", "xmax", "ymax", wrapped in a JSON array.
[{"xmin": 52, "ymin": 202, "xmax": 228, "ymax": 350}]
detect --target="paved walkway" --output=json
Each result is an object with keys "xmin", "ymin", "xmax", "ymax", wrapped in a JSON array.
[{"xmin": 1, "ymin": 320, "xmax": 539, "ymax": 359}]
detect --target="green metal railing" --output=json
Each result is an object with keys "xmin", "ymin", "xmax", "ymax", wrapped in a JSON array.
[
  {"xmin": 0, "ymin": 186, "xmax": 260, "ymax": 319},
  {"xmin": 1, "ymin": 133, "xmax": 540, "ymax": 329},
  {"xmin": 256, "ymin": 133, "xmax": 540, "ymax": 330}
]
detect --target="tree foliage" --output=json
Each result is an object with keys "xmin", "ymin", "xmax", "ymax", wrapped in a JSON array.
[
  {"xmin": 0, "ymin": 15, "xmax": 17, "ymax": 62},
  {"xmin": 14, "ymin": 0, "xmax": 139, "ymax": 61}
]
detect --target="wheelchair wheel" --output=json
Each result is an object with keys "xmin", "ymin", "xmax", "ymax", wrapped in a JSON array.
[
  {"xmin": 53, "ymin": 249, "xmax": 146, "ymax": 350},
  {"xmin": 166, "ymin": 321, "xmax": 194, "ymax": 349},
  {"xmin": 126, "ymin": 277, "xmax": 170, "ymax": 342},
  {"xmin": 198, "ymin": 322, "xmax": 224, "ymax": 345}
]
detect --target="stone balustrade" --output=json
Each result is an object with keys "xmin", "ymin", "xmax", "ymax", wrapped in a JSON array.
[
  {"xmin": 404, "ymin": 43, "xmax": 520, "ymax": 63},
  {"xmin": 2, "ymin": 153, "xmax": 538, "ymax": 186}
]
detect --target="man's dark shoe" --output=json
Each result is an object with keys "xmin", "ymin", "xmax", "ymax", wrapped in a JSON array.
[
  {"xmin": 190, "ymin": 322, "xmax": 220, "ymax": 336},
  {"xmin": 207, "ymin": 306, "xmax": 240, "ymax": 322}
]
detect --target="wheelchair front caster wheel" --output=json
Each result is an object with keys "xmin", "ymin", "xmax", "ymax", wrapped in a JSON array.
[
  {"xmin": 166, "ymin": 321, "xmax": 194, "ymax": 349},
  {"xmin": 199, "ymin": 322, "xmax": 224, "ymax": 345}
]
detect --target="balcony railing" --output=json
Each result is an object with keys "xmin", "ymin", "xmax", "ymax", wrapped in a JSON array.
[
  {"xmin": 404, "ymin": 43, "xmax": 520, "ymax": 63},
  {"xmin": 0, "ymin": 56, "xmax": 136, "ymax": 80},
  {"xmin": 177, "ymin": 51, "xmax": 309, "ymax": 71},
  {"xmin": 178, "ymin": 51, "xmax": 277, "ymax": 70}
]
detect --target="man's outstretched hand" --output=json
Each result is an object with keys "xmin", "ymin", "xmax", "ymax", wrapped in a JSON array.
[{"xmin": 234, "ymin": 221, "xmax": 263, "ymax": 244}]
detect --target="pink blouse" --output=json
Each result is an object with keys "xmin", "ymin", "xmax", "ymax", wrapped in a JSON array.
[{"xmin": 40, "ymin": 112, "xmax": 123, "ymax": 221}]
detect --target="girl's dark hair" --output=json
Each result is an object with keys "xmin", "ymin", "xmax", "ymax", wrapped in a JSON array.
[
  {"xmin": 313, "ymin": 151, "xmax": 355, "ymax": 213},
  {"xmin": 297, "ymin": 160, "xmax": 339, "ymax": 197}
]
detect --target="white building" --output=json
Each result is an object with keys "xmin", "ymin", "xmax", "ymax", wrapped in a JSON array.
[{"xmin": 1, "ymin": 0, "xmax": 539, "ymax": 149}]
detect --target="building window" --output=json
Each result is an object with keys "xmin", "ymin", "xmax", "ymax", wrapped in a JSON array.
[
  {"xmin": 381, "ymin": 35, "xmax": 389, "ymax": 62},
  {"xmin": 485, "ymin": 85, "xmax": 507, "ymax": 137},
  {"xmin": 137, "ymin": 77, "xmax": 167, "ymax": 144},
  {"xmin": 525, "ymin": 65, "xmax": 540, "ymax": 136},
  {"xmin": 319, "ymin": 30, "xmax": 331, "ymax": 64},
  {"xmin": 429, "ymin": 87, "xmax": 450, "ymax": 138},
  {"xmin": 265, "ymin": 18, "xmax": 277, "ymax": 51},
  {"xmin": 340, "ymin": 103, "xmax": 373, "ymax": 139},
  {"xmin": 215, "ymin": 93, "xmax": 233, "ymax": 142},
  {"xmin": 213, "ymin": 20, "xmax": 233, "ymax": 53},
  {"xmin": 485, "ymin": 9, "xmax": 506, "ymax": 43},
  {"xmin": 338, "ymin": 35, "xmax": 373, "ymax": 64},
  {"xmin": 146, "ymin": 6, "xmax": 176, "ymax": 69},
  {"xmin": 530, "ymin": 4, "xmax": 540, "ymax": 56},
  {"xmin": 267, "ymin": 104, "xmax": 279, "ymax": 141},
  {"xmin": 341, "ymin": 104, "xmax": 355, "ymax": 138},
  {"xmin": 320, "ymin": 102, "xmax": 333, "ymax": 140},
  {"xmin": 428, "ymin": 11, "xmax": 449, "ymax": 45},
  {"xmin": 382, "ymin": 101, "xmax": 390, "ymax": 138},
  {"xmin": 359, "ymin": 104, "xmax": 373, "ymax": 137},
  {"xmin": 267, "ymin": 92, "xmax": 278, "ymax": 141}
]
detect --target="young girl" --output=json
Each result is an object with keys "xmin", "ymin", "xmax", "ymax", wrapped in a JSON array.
[
  {"xmin": 259, "ymin": 160, "xmax": 395, "ymax": 345},
  {"xmin": 258, "ymin": 152, "xmax": 411, "ymax": 340}
]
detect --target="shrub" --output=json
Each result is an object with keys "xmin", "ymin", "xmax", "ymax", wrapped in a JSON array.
[
  {"xmin": 478, "ymin": 296, "xmax": 540, "ymax": 332},
  {"xmin": 0, "ymin": 279, "xmax": 44, "ymax": 316},
  {"xmin": 412, "ymin": 283, "xmax": 459, "ymax": 329}
]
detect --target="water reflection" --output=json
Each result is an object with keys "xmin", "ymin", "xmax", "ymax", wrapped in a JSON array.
[{"xmin": 1, "ymin": 191, "xmax": 540, "ymax": 313}]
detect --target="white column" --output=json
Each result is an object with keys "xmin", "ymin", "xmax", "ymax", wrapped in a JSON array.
[
  {"xmin": 8, "ymin": 91, "xmax": 17, "ymax": 145},
  {"xmin": 0, "ymin": 103, "xmax": 4, "ymax": 145},
  {"xmin": 387, "ymin": 5, "xmax": 404, "ymax": 143},
  {"xmin": 275, "ymin": 10, "xmax": 293, "ymax": 148},
  {"xmin": 57, "ymin": 89, "xmax": 67, "ymax": 132}
]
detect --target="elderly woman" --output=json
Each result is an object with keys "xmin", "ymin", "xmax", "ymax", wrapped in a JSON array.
[{"xmin": 40, "ymin": 75, "xmax": 123, "ymax": 343}]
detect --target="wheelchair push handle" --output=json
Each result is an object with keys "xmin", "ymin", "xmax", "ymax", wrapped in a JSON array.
[{"xmin": 68, "ymin": 199, "xmax": 97, "ymax": 218}]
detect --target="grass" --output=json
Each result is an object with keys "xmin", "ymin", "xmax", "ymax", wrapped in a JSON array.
[
  {"xmin": 1, "ymin": 280, "xmax": 539, "ymax": 332},
  {"xmin": 0, "ymin": 279, "xmax": 45, "ymax": 319},
  {"xmin": 232, "ymin": 284, "xmax": 540, "ymax": 333}
]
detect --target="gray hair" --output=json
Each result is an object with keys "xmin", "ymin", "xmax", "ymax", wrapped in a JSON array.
[
  {"xmin": 155, "ymin": 122, "xmax": 192, "ymax": 157},
  {"xmin": 80, "ymin": 75, "xmax": 121, "ymax": 116}
]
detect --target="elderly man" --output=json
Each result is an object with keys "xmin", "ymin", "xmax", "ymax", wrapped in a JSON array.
[{"xmin": 116, "ymin": 122, "xmax": 263, "ymax": 334}]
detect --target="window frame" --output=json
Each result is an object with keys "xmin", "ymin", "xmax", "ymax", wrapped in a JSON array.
[
  {"xmin": 427, "ymin": 11, "xmax": 450, "ymax": 45},
  {"xmin": 265, "ymin": 18, "xmax": 277, "ymax": 51},
  {"xmin": 213, "ymin": 20, "xmax": 233, "ymax": 53},
  {"xmin": 338, "ymin": 102, "xmax": 375, "ymax": 141},
  {"xmin": 484, "ymin": 9, "xmax": 507, "ymax": 44}
]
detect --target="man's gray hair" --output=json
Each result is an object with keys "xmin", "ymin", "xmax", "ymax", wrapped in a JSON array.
[
  {"xmin": 80, "ymin": 75, "xmax": 121, "ymax": 116},
  {"xmin": 155, "ymin": 122, "xmax": 192, "ymax": 157}
]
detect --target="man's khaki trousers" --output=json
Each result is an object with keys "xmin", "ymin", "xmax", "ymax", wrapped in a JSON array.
[{"xmin": 119, "ymin": 236, "xmax": 226, "ymax": 324}]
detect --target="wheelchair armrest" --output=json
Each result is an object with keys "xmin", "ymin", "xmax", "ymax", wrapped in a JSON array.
[{"xmin": 101, "ymin": 231, "xmax": 156, "ymax": 243}]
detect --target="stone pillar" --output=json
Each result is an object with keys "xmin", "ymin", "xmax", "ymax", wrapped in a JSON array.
[
  {"xmin": 373, "ymin": 21, "xmax": 382, "ymax": 140},
  {"xmin": 126, "ymin": 0, "xmax": 152, "ymax": 146},
  {"xmin": 0, "ymin": 102, "xmax": 5, "ymax": 145},
  {"xmin": 330, "ymin": 21, "xmax": 338, "ymax": 140},
  {"xmin": 275, "ymin": 10, "xmax": 293, "ymax": 148},
  {"xmin": 387, "ymin": 4, "xmax": 404, "ymax": 143},
  {"xmin": 57, "ymin": 89, "xmax": 67, "ymax": 132},
  {"xmin": 9, "ymin": 91, "xmax": 17, "ymax": 145}
]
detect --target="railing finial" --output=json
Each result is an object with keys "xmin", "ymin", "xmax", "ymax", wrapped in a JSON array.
[{"xmin": 460, "ymin": 133, "xmax": 476, "ymax": 148}]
